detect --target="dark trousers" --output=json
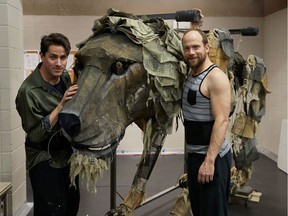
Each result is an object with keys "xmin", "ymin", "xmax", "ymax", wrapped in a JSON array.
[
  {"xmin": 187, "ymin": 150, "xmax": 232, "ymax": 216},
  {"xmin": 29, "ymin": 161, "xmax": 80, "ymax": 216}
]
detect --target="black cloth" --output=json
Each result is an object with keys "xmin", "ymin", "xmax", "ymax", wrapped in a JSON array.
[
  {"xmin": 187, "ymin": 150, "xmax": 232, "ymax": 216},
  {"xmin": 184, "ymin": 120, "xmax": 214, "ymax": 145},
  {"xmin": 29, "ymin": 160, "xmax": 80, "ymax": 216}
]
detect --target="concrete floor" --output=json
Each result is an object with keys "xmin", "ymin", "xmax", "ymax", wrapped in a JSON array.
[{"xmin": 26, "ymin": 153, "xmax": 287, "ymax": 216}]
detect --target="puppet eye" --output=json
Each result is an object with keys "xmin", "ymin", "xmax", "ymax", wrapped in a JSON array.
[{"xmin": 111, "ymin": 61, "xmax": 129, "ymax": 75}]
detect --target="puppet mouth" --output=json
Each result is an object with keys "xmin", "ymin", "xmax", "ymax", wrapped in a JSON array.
[
  {"xmin": 87, "ymin": 133, "xmax": 124, "ymax": 152},
  {"xmin": 61, "ymin": 127, "xmax": 124, "ymax": 158},
  {"xmin": 74, "ymin": 137, "xmax": 122, "ymax": 159}
]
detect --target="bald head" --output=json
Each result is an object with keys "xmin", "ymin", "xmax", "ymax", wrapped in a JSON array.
[{"xmin": 182, "ymin": 29, "xmax": 208, "ymax": 46}]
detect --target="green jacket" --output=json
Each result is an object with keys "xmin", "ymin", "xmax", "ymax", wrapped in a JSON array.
[{"xmin": 16, "ymin": 63, "xmax": 73, "ymax": 169}]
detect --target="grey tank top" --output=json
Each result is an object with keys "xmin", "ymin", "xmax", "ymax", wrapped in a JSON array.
[
  {"xmin": 182, "ymin": 64, "xmax": 230, "ymax": 157},
  {"xmin": 182, "ymin": 64, "xmax": 216, "ymax": 121}
]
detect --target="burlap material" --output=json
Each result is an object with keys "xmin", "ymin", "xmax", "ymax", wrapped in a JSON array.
[
  {"xmin": 123, "ymin": 188, "xmax": 145, "ymax": 210},
  {"xmin": 170, "ymin": 188, "xmax": 191, "ymax": 216},
  {"xmin": 207, "ymin": 28, "xmax": 234, "ymax": 72},
  {"xmin": 209, "ymin": 46, "xmax": 229, "ymax": 72},
  {"xmin": 231, "ymin": 112, "xmax": 257, "ymax": 139}
]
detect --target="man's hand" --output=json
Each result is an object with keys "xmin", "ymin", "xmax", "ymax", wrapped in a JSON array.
[
  {"xmin": 64, "ymin": 84, "xmax": 78, "ymax": 101},
  {"xmin": 59, "ymin": 84, "xmax": 78, "ymax": 108},
  {"xmin": 197, "ymin": 161, "xmax": 215, "ymax": 184}
]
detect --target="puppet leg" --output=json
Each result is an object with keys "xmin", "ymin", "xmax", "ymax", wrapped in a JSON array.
[{"xmin": 105, "ymin": 119, "xmax": 166, "ymax": 215}]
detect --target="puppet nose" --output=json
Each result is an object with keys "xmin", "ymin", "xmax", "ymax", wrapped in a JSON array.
[{"xmin": 58, "ymin": 112, "xmax": 81, "ymax": 136}]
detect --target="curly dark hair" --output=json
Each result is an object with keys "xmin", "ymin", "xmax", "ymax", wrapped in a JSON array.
[{"xmin": 40, "ymin": 33, "xmax": 71, "ymax": 56}]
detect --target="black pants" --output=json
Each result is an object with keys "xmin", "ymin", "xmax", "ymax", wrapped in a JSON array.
[
  {"xmin": 29, "ymin": 161, "xmax": 80, "ymax": 216},
  {"xmin": 187, "ymin": 150, "xmax": 232, "ymax": 216}
]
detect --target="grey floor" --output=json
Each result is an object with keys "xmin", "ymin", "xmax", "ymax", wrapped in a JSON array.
[{"xmin": 27, "ymin": 153, "xmax": 287, "ymax": 216}]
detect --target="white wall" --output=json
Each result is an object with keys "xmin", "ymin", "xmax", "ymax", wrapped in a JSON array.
[
  {"xmin": 258, "ymin": 8, "xmax": 287, "ymax": 159},
  {"xmin": 0, "ymin": 0, "xmax": 28, "ymax": 215},
  {"xmin": 24, "ymin": 16, "xmax": 99, "ymax": 51},
  {"xmin": 22, "ymin": 11, "xmax": 286, "ymax": 157},
  {"xmin": 23, "ymin": 15, "xmax": 265, "ymax": 65}
]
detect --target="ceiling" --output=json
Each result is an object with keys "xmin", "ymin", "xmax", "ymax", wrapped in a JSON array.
[{"xmin": 23, "ymin": 0, "xmax": 287, "ymax": 17}]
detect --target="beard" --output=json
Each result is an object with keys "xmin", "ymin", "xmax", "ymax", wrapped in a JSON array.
[{"xmin": 184, "ymin": 53, "xmax": 206, "ymax": 71}]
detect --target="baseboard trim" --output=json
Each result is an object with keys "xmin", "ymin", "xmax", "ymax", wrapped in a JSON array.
[
  {"xmin": 14, "ymin": 202, "xmax": 33, "ymax": 216},
  {"xmin": 115, "ymin": 147, "xmax": 277, "ymax": 162},
  {"xmin": 116, "ymin": 149, "xmax": 184, "ymax": 155},
  {"xmin": 257, "ymin": 146, "xmax": 278, "ymax": 162}
]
